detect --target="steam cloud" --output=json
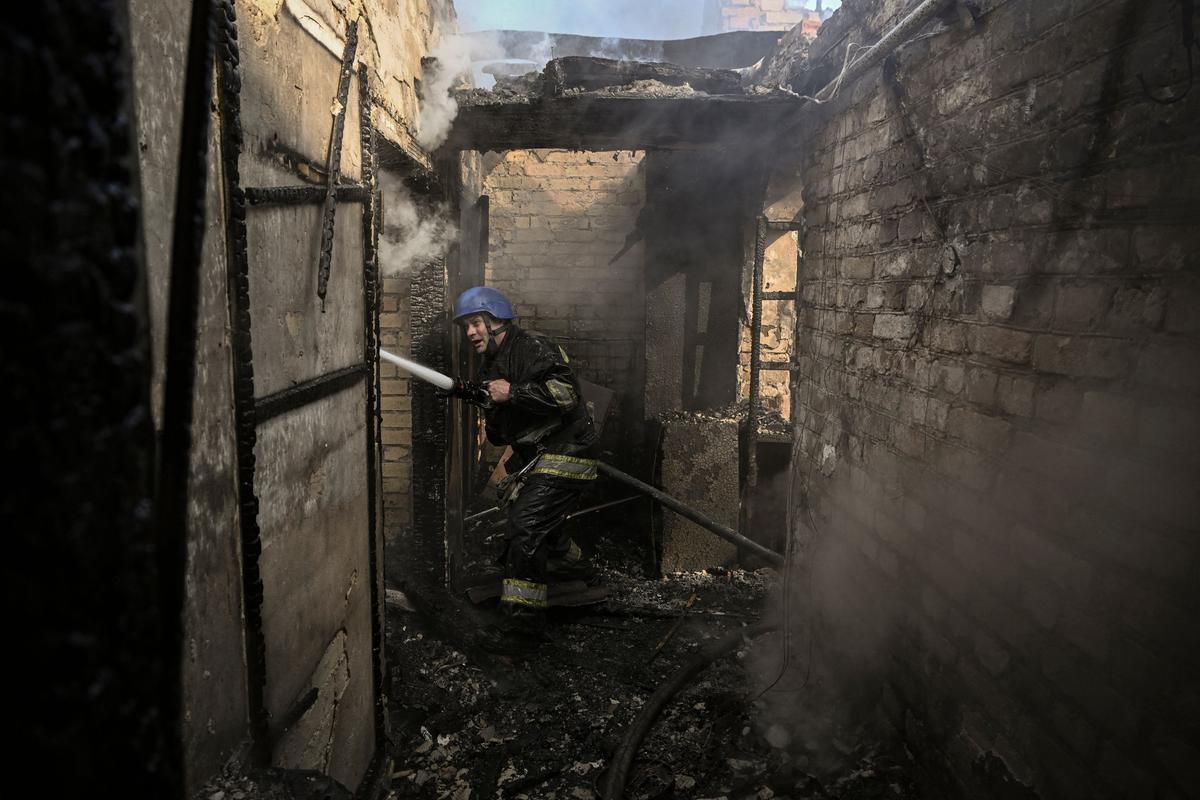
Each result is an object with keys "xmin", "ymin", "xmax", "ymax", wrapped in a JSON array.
[
  {"xmin": 744, "ymin": 466, "xmax": 900, "ymax": 777},
  {"xmin": 415, "ymin": 33, "xmax": 503, "ymax": 150},
  {"xmin": 378, "ymin": 171, "xmax": 456, "ymax": 277},
  {"xmin": 455, "ymin": 0, "xmax": 842, "ymax": 41},
  {"xmin": 455, "ymin": 0, "xmax": 707, "ymax": 40}
]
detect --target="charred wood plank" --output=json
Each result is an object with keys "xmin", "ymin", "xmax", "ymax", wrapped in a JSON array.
[
  {"xmin": 244, "ymin": 184, "xmax": 369, "ymax": 206},
  {"xmin": 315, "ymin": 18, "xmax": 359, "ymax": 311},
  {"xmin": 253, "ymin": 364, "xmax": 366, "ymax": 425},
  {"xmin": 215, "ymin": 0, "xmax": 271, "ymax": 762}
]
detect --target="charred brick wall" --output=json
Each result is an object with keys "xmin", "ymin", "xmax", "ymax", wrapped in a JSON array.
[
  {"xmin": 790, "ymin": 0, "xmax": 1199, "ymax": 797},
  {"xmin": 483, "ymin": 150, "xmax": 647, "ymax": 448}
]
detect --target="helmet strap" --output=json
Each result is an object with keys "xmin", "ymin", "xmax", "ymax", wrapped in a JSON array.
[{"xmin": 484, "ymin": 318, "xmax": 510, "ymax": 355}]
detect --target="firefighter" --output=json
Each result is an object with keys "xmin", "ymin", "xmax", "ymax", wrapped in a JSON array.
[{"xmin": 448, "ymin": 286, "xmax": 598, "ymax": 653}]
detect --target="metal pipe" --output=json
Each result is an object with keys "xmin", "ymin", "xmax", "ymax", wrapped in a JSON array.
[
  {"xmin": 814, "ymin": 0, "xmax": 953, "ymax": 102},
  {"xmin": 466, "ymin": 494, "xmax": 642, "ymax": 527},
  {"xmin": 744, "ymin": 216, "xmax": 768, "ymax": 531},
  {"xmin": 596, "ymin": 462, "xmax": 784, "ymax": 567},
  {"xmin": 567, "ymin": 494, "xmax": 642, "ymax": 521},
  {"xmin": 380, "ymin": 348, "xmax": 456, "ymax": 391}
]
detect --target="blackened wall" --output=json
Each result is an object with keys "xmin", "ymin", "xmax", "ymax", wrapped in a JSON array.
[
  {"xmin": 129, "ymin": 0, "xmax": 250, "ymax": 783},
  {"xmin": 789, "ymin": 0, "xmax": 1199, "ymax": 797},
  {"xmin": 4, "ymin": 3, "xmax": 176, "ymax": 793}
]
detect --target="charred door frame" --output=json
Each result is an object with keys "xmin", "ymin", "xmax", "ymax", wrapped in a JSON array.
[
  {"xmin": 446, "ymin": 188, "xmax": 489, "ymax": 593},
  {"xmin": 214, "ymin": 4, "xmax": 388, "ymax": 791}
]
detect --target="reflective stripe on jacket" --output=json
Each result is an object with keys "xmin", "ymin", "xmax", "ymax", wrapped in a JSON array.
[
  {"xmin": 501, "ymin": 578, "xmax": 548, "ymax": 609},
  {"xmin": 530, "ymin": 453, "xmax": 598, "ymax": 481}
]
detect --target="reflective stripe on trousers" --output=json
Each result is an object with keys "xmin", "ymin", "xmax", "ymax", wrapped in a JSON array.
[
  {"xmin": 530, "ymin": 453, "xmax": 598, "ymax": 480},
  {"xmin": 501, "ymin": 578, "xmax": 548, "ymax": 609}
]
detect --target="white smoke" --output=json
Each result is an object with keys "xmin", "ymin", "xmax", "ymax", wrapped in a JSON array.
[
  {"xmin": 455, "ymin": 0, "xmax": 707, "ymax": 39},
  {"xmin": 377, "ymin": 171, "xmax": 456, "ymax": 277},
  {"xmin": 415, "ymin": 32, "xmax": 503, "ymax": 150}
]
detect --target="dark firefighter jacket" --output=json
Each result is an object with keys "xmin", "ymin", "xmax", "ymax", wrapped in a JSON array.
[{"xmin": 479, "ymin": 325, "xmax": 598, "ymax": 477}]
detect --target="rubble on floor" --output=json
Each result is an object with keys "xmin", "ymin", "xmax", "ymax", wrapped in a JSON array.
[
  {"xmin": 194, "ymin": 766, "xmax": 352, "ymax": 800},
  {"xmin": 384, "ymin": 562, "xmax": 920, "ymax": 799}
]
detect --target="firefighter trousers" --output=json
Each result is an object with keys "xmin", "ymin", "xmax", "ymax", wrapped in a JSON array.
[{"xmin": 497, "ymin": 474, "xmax": 586, "ymax": 630}]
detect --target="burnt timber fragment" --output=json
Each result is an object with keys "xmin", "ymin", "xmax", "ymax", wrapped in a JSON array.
[{"xmin": 543, "ymin": 56, "xmax": 743, "ymax": 96}]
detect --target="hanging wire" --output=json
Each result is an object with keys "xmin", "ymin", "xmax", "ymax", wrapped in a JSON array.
[
  {"xmin": 1138, "ymin": 0, "xmax": 1197, "ymax": 105},
  {"xmin": 777, "ymin": 41, "xmax": 865, "ymax": 103}
]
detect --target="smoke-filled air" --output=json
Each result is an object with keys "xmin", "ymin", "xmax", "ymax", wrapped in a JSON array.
[{"xmin": 377, "ymin": 171, "xmax": 457, "ymax": 277}]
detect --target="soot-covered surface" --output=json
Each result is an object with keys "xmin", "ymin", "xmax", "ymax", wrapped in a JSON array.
[{"xmin": 384, "ymin": 561, "xmax": 921, "ymax": 800}]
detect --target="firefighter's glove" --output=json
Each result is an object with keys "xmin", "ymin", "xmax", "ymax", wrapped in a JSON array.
[{"xmin": 436, "ymin": 378, "xmax": 492, "ymax": 409}]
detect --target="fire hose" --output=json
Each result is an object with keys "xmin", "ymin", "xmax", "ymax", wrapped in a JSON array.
[
  {"xmin": 380, "ymin": 350, "xmax": 785, "ymax": 566},
  {"xmin": 601, "ymin": 623, "xmax": 778, "ymax": 800},
  {"xmin": 380, "ymin": 349, "xmax": 492, "ymax": 407}
]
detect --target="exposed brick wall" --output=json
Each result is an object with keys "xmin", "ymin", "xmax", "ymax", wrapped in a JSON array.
[
  {"xmin": 789, "ymin": 0, "xmax": 1199, "ymax": 796},
  {"xmin": 483, "ymin": 150, "xmax": 647, "ymax": 446},
  {"xmin": 739, "ymin": 229, "xmax": 802, "ymax": 422},
  {"xmin": 379, "ymin": 274, "xmax": 413, "ymax": 530},
  {"xmin": 708, "ymin": 0, "xmax": 822, "ymax": 33}
]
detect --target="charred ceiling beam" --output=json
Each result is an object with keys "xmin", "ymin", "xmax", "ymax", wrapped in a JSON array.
[
  {"xmin": 447, "ymin": 94, "xmax": 799, "ymax": 152},
  {"xmin": 376, "ymin": 130, "xmax": 441, "ymax": 193},
  {"xmin": 359, "ymin": 74, "xmax": 440, "ymax": 192},
  {"xmin": 468, "ymin": 29, "xmax": 783, "ymax": 70}
]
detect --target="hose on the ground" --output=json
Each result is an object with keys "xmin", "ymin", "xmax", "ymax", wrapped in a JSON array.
[{"xmin": 601, "ymin": 622, "xmax": 778, "ymax": 799}]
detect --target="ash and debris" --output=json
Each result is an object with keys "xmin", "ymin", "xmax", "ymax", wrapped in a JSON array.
[
  {"xmin": 461, "ymin": 71, "xmax": 543, "ymax": 105},
  {"xmin": 384, "ymin": 559, "xmax": 919, "ymax": 800},
  {"xmin": 194, "ymin": 766, "xmax": 352, "ymax": 800},
  {"xmin": 458, "ymin": 55, "xmax": 757, "ymax": 107},
  {"xmin": 655, "ymin": 404, "xmax": 791, "ymax": 439},
  {"xmin": 457, "ymin": 77, "xmax": 712, "ymax": 106},
  {"xmin": 565, "ymin": 80, "xmax": 708, "ymax": 99},
  {"xmin": 741, "ymin": 21, "xmax": 816, "ymax": 94}
]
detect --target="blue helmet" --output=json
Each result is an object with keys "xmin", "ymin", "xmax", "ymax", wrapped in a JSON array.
[{"xmin": 453, "ymin": 286, "xmax": 514, "ymax": 323}]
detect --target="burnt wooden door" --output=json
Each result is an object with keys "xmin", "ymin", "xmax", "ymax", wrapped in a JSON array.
[{"xmin": 213, "ymin": 7, "xmax": 387, "ymax": 791}]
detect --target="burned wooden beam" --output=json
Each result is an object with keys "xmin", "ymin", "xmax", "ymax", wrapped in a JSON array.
[
  {"xmin": 543, "ymin": 56, "xmax": 742, "ymax": 96},
  {"xmin": 244, "ymin": 184, "xmax": 370, "ymax": 206},
  {"xmin": 315, "ymin": 19, "xmax": 359, "ymax": 311},
  {"xmin": 445, "ymin": 93, "xmax": 800, "ymax": 152},
  {"xmin": 253, "ymin": 364, "xmax": 366, "ymax": 425}
]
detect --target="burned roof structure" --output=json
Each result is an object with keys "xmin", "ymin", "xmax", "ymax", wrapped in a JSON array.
[{"xmin": 445, "ymin": 54, "xmax": 804, "ymax": 151}]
